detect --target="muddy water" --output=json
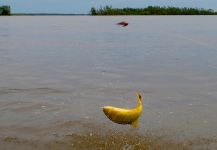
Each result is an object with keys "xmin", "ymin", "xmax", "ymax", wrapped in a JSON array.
[{"xmin": 0, "ymin": 16, "xmax": 217, "ymax": 149}]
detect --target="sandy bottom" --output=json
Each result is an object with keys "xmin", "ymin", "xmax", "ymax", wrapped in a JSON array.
[{"xmin": 0, "ymin": 119, "xmax": 216, "ymax": 150}]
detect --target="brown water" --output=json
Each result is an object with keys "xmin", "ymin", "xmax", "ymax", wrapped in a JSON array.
[{"xmin": 0, "ymin": 16, "xmax": 217, "ymax": 149}]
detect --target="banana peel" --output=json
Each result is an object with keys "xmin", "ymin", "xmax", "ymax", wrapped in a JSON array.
[{"xmin": 102, "ymin": 93, "xmax": 142, "ymax": 128}]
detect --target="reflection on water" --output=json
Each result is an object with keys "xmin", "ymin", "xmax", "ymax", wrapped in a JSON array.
[{"xmin": 0, "ymin": 16, "xmax": 217, "ymax": 149}]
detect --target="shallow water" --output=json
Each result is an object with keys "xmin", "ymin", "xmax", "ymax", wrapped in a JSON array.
[{"xmin": 0, "ymin": 16, "xmax": 217, "ymax": 149}]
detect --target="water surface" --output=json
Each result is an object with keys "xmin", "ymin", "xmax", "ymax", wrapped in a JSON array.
[{"xmin": 0, "ymin": 16, "xmax": 217, "ymax": 149}]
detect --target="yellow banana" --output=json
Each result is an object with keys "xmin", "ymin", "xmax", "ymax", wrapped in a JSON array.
[{"xmin": 102, "ymin": 93, "xmax": 143, "ymax": 128}]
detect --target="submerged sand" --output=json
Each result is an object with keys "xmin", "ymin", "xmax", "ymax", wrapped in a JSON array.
[{"xmin": 0, "ymin": 119, "xmax": 217, "ymax": 150}]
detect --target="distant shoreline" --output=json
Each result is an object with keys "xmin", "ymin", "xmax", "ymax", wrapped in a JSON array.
[
  {"xmin": 90, "ymin": 6, "xmax": 217, "ymax": 15},
  {"xmin": 9, "ymin": 13, "xmax": 217, "ymax": 16},
  {"xmin": 1, "ymin": 5, "xmax": 217, "ymax": 16},
  {"xmin": 11, "ymin": 13, "xmax": 89, "ymax": 16},
  {"xmin": 9, "ymin": 14, "xmax": 217, "ymax": 16}
]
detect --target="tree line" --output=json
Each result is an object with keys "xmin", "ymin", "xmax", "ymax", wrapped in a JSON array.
[
  {"xmin": 0, "ymin": 5, "xmax": 11, "ymax": 15},
  {"xmin": 90, "ymin": 6, "xmax": 217, "ymax": 15}
]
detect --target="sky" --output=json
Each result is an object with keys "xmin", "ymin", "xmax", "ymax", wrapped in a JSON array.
[{"xmin": 0, "ymin": 0, "xmax": 216, "ymax": 14}]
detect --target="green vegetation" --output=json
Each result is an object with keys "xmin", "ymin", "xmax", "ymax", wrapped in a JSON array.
[
  {"xmin": 0, "ymin": 5, "xmax": 11, "ymax": 15},
  {"xmin": 90, "ymin": 6, "xmax": 217, "ymax": 15}
]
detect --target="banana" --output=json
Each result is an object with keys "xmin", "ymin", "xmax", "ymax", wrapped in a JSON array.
[{"xmin": 102, "ymin": 93, "xmax": 142, "ymax": 128}]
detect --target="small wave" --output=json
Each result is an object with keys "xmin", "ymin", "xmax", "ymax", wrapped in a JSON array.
[{"xmin": 0, "ymin": 87, "xmax": 65, "ymax": 95}]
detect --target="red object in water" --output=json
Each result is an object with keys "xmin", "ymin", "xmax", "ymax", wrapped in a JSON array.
[{"xmin": 117, "ymin": 21, "xmax": 128, "ymax": 27}]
